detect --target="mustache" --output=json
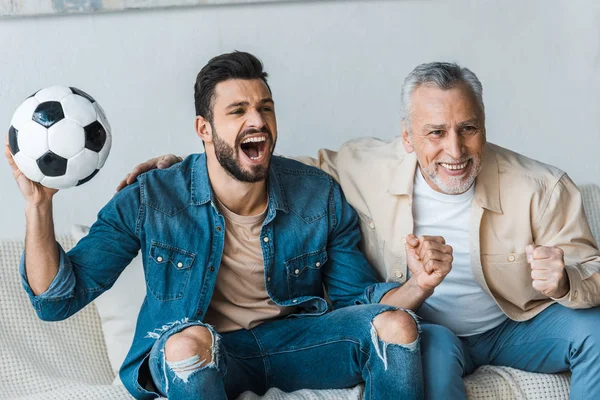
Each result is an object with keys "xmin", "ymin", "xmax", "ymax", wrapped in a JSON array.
[{"xmin": 435, "ymin": 157, "xmax": 472, "ymax": 164}]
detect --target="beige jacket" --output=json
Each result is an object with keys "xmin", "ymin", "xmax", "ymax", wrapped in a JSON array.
[{"xmin": 297, "ymin": 138, "xmax": 600, "ymax": 321}]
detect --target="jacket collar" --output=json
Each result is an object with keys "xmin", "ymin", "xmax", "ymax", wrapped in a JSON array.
[
  {"xmin": 387, "ymin": 142, "xmax": 502, "ymax": 214},
  {"xmin": 474, "ymin": 144, "xmax": 502, "ymax": 214},
  {"xmin": 191, "ymin": 153, "xmax": 289, "ymax": 213}
]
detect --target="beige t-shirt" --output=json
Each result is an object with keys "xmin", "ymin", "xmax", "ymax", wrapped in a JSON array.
[{"xmin": 203, "ymin": 199, "xmax": 297, "ymax": 333}]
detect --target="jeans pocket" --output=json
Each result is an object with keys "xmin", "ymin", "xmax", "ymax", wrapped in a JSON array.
[{"xmin": 146, "ymin": 242, "xmax": 196, "ymax": 301}]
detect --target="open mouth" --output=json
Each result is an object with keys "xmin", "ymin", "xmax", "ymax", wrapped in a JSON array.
[
  {"xmin": 240, "ymin": 135, "xmax": 268, "ymax": 161},
  {"xmin": 438, "ymin": 159, "xmax": 471, "ymax": 175}
]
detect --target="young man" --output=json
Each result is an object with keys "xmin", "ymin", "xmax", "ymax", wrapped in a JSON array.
[
  {"xmin": 7, "ymin": 52, "xmax": 450, "ymax": 399},
  {"xmin": 135, "ymin": 62, "xmax": 600, "ymax": 399}
]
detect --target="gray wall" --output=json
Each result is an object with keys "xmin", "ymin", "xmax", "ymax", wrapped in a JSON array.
[{"xmin": 1, "ymin": 0, "xmax": 599, "ymax": 238}]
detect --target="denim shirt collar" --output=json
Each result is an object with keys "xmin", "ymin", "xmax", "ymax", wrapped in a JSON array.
[{"xmin": 190, "ymin": 153, "xmax": 289, "ymax": 214}]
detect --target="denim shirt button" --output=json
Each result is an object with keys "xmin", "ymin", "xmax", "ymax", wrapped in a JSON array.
[
  {"xmin": 315, "ymin": 262, "xmax": 321, "ymax": 267},
  {"xmin": 294, "ymin": 269, "xmax": 300, "ymax": 275},
  {"xmin": 216, "ymin": 226, "xmax": 222, "ymax": 232},
  {"xmin": 292, "ymin": 299, "xmax": 298, "ymax": 303},
  {"xmin": 156, "ymin": 256, "xmax": 163, "ymax": 262},
  {"xmin": 267, "ymin": 277, "xmax": 271, "ymax": 281},
  {"xmin": 177, "ymin": 262, "xmax": 183, "ymax": 268},
  {"xmin": 209, "ymin": 266, "xmax": 215, "ymax": 272},
  {"xmin": 263, "ymin": 237, "xmax": 269, "ymax": 243}
]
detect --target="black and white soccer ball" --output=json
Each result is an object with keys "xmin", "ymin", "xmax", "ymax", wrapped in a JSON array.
[{"xmin": 8, "ymin": 86, "xmax": 111, "ymax": 190}]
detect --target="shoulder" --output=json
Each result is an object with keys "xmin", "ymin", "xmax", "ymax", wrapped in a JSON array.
[
  {"xmin": 138, "ymin": 154, "xmax": 201, "ymax": 215},
  {"xmin": 489, "ymin": 143, "xmax": 566, "ymax": 190},
  {"xmin": 271, "ymin": 155, "xmax": 334, "ymax": 182},
  {"xmin": 337, "ymin": 136, "xmax": 408, "ymax": 161}
]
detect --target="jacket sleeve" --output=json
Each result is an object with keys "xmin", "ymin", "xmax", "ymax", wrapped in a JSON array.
[
  {"xmin": 535, "ymin": 174, "xmax": 600, "ymax": 308},
  {"xmin": 20, "ymin": 183, "xmax": 142, "ymax": 321},
  {"xmin": 322, "ymin": 180, "xmax": 400, "ymax": 309}
]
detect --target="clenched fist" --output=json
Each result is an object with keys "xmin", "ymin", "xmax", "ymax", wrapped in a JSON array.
[
  {"xmin": 526, "ymin": 244, "xmax": 570, "ymax": 299},
  {"xmin": 406, "ymin": 234, "xmax": 453, "ymax": 294}
]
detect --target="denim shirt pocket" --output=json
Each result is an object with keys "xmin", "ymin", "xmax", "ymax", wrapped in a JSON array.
[
  {"xmin": 285, "ymin": 249, "xmax": 328, "ymax": 299},
  {"xmin": 146, "ymin": 242, "xmax": 196, "ymax": 301}
]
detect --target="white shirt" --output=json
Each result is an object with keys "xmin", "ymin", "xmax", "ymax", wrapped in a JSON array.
[{"xmin": 412, "ymin": 169, "xmax": 507, "ymax": 336}]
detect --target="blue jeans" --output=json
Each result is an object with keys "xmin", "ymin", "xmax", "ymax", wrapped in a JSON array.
[
  {"xmin": 421, "ymin": 304, "xmax": 600, "ymax": 399},
  {"xmin": 148, "ymin": 304, "xmax": 423, "ymax": 400}
]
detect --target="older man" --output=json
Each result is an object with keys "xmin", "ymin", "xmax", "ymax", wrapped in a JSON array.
[{"xmin": 124, "ymin": 62, "xmax": 600, "ymax": 399}]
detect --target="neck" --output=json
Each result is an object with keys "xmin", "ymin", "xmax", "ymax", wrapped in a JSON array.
[{"xmin": 206, "ymin": 155, "xmax": 268, "ymax": 216}]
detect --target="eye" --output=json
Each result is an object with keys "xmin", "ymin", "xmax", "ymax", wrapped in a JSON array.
[
  {"xmin": 262, "ymin": 106, "xmax": 273, "ymax": 112},
  {"xmin": 229, "ymin": 109, "xmax": 244, "ymax": 115},
  {"xmin": 462, "ymin": 126, "xmax": 477, "ymax": 134},
  {"xmin": 429, "ymin": 130, "xmax": 444, "ymax": 136}
]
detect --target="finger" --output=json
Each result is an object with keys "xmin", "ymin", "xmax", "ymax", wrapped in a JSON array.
[
  {"xmin": 421, "ymin": 250, "xmax": 453, "ymax": 268},
  {"xmin": 425, "ymin": 260, "xmax": 451, "ymax": 277},
  {"xmin": 533, "ymin": 246, "xmax": 564, "ymax": 262},
  {"xmin": 406, "ymin": 234, "xmax": 419, "ymax": 249},
  {"xmin": 532, "ymin": 279, "xmax": 550, "ymax": 294},
  {"xmin": 532, "ymin": 246, "xmax": 556, "ymax": 260},
  {"xmin": 405, "ymin": 244, "xmax": 421, "ymax": 261},
  {"xmin": 115, "ymin": 174, "xmax": 130, "ymax": 192},
  {"xmin": 419, "ymin": 235, "xmax": 446, "ymax": 245},
  {"xmin": 418, "ymin": 242, "xmax": 452, "ymax": 260},
  {"xmin": 531, "ymin": 269, "xmax": 548, "ymax": 281},
  {"xmin": 5, "ymin": 140, "xmax": 22, "ymax": 177},
  {"xmin": 531, "ymin": 258, "xmax": 565, "ymax": 271},
  {"xmin": 158, "ymin": 154, "xmax": 182, "ymax": 169}
]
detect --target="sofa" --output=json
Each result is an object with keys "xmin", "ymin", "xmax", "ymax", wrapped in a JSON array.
[{"xmin": 2, "ymin": 184, "xmax": 599, "ymax": 400}]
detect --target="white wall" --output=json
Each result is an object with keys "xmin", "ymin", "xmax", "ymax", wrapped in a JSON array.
[{"xmin": 1, "ymin": 0, "xmax": 599, "ymax": 239}]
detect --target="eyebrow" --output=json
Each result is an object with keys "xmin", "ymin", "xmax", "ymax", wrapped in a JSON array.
[
  {"xmin": 422, "ymin": 118, "xmax": 480, "ymax": 131},
  {"xmin": 457, "ymin": 118, "xmax": 480, "ymax": 127},
  {"xmin": 226, "ymin": 98, "xmax": 274, "ymax": 109},
  {"xmin": 422, "ymin": 124, "xmax": 447, "ymax": 131}
]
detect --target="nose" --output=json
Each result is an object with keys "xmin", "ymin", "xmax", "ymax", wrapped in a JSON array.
[
  {"xmin": 445, "ymin": 131, "xmax": 464, "ymax": 160},
  {"xmin": 246, "ymin": 108, "xmax": 266, "ymax": 130}
]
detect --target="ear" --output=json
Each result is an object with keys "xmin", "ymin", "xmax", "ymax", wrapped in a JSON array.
[
  {"xmin": 195, "ymin": 116, "xmax": 213, "ymax": 144},
  {"xmin": 401, "ymin": 120, "xmax": 415, "ymax": 153}
]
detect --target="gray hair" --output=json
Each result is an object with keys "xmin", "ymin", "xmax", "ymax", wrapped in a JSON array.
[{"xmin": 401, "ymin": 62, "xmax": 485, "ymax": 132}]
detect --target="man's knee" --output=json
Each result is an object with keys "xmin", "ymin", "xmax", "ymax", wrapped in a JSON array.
[
  {"xmin": 164, "ymin": 325, "xmax": 214, "ymax": 363},
  {"xmin": 372, "ymin": 309, "xmax": 419, "ymax": 344}
]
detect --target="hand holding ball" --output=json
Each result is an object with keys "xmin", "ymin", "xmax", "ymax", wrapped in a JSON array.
[{"xmin": 7, "ymin": 86, "xmax": 111, "ymax": 189}]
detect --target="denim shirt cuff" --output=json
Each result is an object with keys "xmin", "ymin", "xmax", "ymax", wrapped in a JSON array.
[
  {"xmin": 20, "ymin": 242, "xmax": 76, "ymax": 301},
  {"xmin": 357, "ymin": 281, "xmax": 402, "ymax": 305}
]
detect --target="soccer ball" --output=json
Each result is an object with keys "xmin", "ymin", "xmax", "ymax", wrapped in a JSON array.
[{"xmin": 8, "ymin": 86, "xmax": 112, "ymax": 190}]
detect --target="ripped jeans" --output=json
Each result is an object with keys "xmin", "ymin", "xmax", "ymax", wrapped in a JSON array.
[{"xmin": 148, "ymin": 304, "xmax": 423, "ymax": 400}]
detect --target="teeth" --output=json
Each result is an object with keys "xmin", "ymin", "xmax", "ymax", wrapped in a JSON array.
[
  {"xmin": 242, "ymin": 136, "xmax": 266, "ymax": 144},
  {"xmin": 440, "ymin": 161, "xmax": 468, "ymax": 170},
  {"xmin": 250, "ymin": 151, "xmax": 264, "ymax": 161}
]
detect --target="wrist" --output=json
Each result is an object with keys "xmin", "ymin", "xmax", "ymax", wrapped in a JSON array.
[
  {"xmin": 26, "ymin": 199, "xmax": 53, "ymax": 213},
  {"xmin": 555, "ymin": 268, "xmax": 571, "ymax": 298},
  {"xmin": 408, "ymin": 275, "xmax": 434, "ymax": 299}
]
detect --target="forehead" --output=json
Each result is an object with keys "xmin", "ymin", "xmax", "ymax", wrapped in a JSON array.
[
  {"xmin": 410, "ymin": 83, "xmax": 482, "ymax": 121},
  {"xmin": 213, "ymin": 79, "xmax": 271, "ymax": 106}
]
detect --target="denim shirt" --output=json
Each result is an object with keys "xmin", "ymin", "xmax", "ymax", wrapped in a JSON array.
[{"xmin": 20, "ymin": 153, "xmax": 400, "ymax": 399}]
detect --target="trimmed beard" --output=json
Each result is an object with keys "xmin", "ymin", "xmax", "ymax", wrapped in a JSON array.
[
  {"xmin": 212, "ymin": 125, "xmax": 274, "ymax": 183},
  {"xmin": 422, "ymin": 156, "xmax": 483, "ymax": 195}
]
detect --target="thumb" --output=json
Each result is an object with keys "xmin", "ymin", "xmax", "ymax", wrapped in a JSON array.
[
  {"xmin": 406, "ymin": 233, "xmax": 419, "ymax": 248},
  {"xmin": 525, "ymin": 244, "xmax": 539, "ymax": 263}
]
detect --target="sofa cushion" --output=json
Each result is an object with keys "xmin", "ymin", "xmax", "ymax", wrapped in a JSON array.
[{"xmin": 0, "ymin": 235, "xmax": 131, "ymax": 399}]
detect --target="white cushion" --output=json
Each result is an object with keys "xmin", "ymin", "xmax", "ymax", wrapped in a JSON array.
[{"xmin": 72, "ymin": 224, "xmax": 145, "ymax": 386}]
